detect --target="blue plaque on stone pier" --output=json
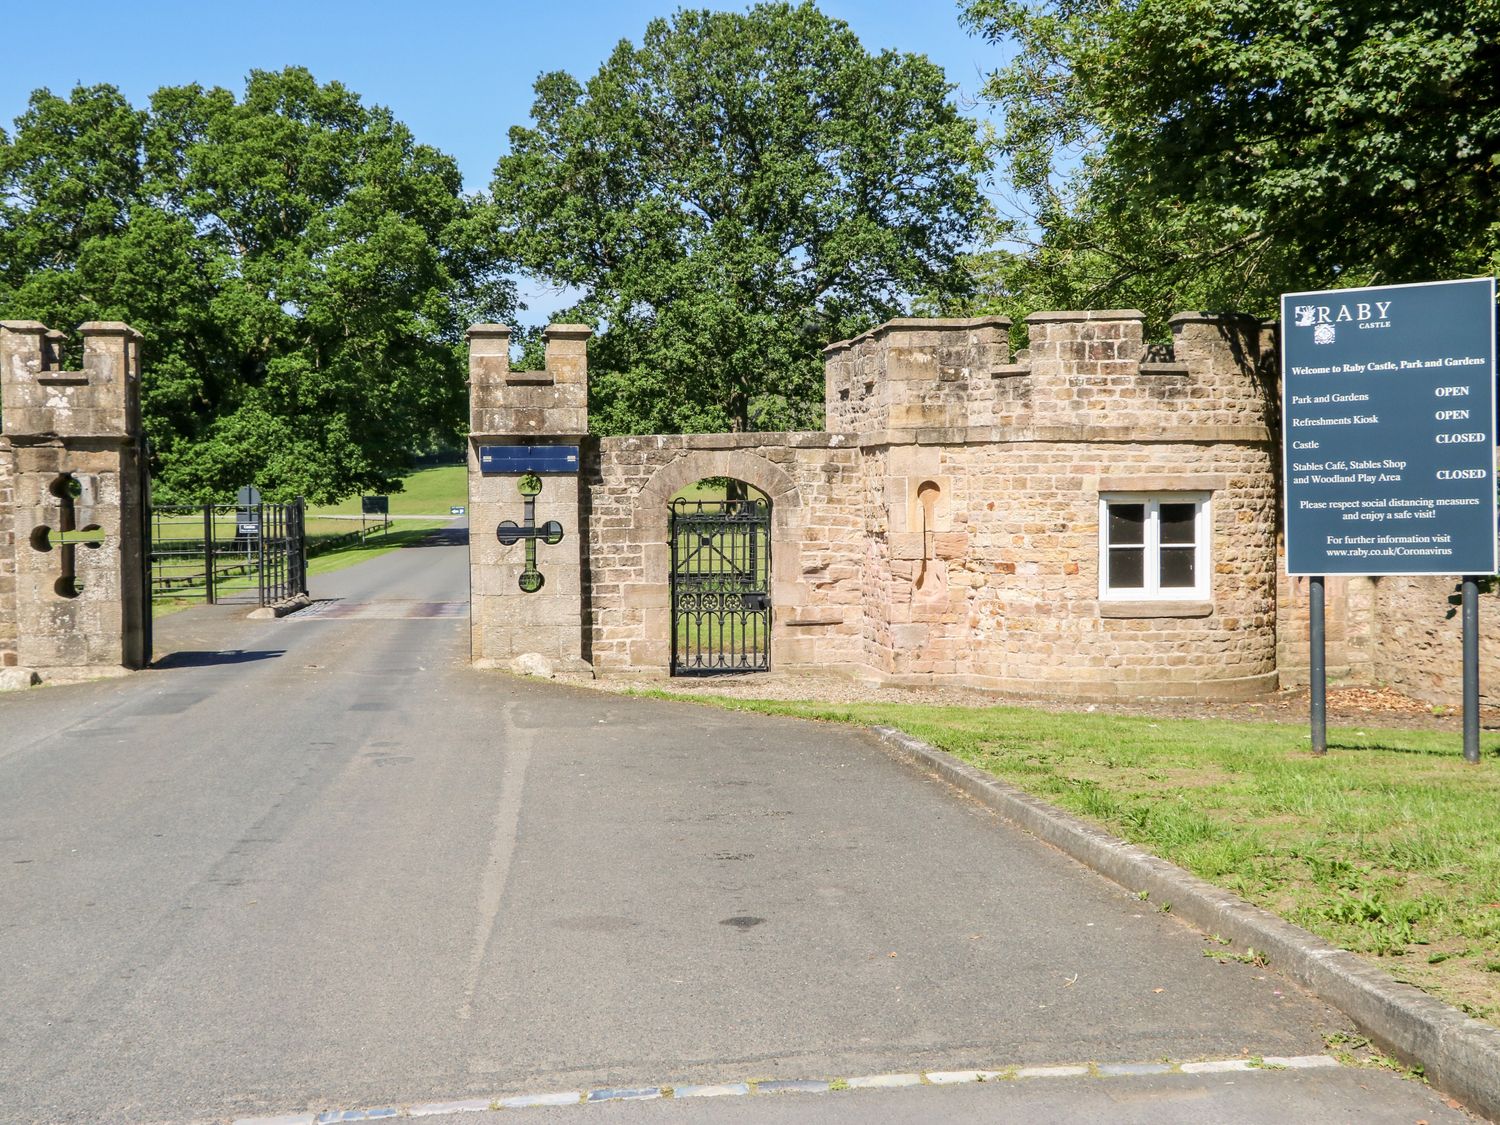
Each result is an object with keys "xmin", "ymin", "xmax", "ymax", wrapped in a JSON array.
[{"xmin": 479, "ymin": 444, "xmax": 580, "ymax": 474}]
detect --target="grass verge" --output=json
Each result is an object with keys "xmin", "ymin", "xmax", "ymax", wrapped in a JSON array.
[
  {"xmin": 640, "ymin": 692, "xmax": 1500, "ymax": 1026},
  {"xmin": 304, "ymin": 522, "xmax": 448, "ymax": 578},
  {"xmin": 306, "ymin": 464, "xmax": 467, "ymax": 516}
]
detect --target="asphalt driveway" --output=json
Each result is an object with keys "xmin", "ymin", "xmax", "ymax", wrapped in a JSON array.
[{"xmin": 0, "ymin": 527, "xmax": 1470, "ymax": 1123}]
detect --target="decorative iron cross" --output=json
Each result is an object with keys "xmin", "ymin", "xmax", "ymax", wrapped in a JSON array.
[
  {"xmin": 29, "ymin": 473, "xmax": 106, "ymax": 598},
  {"xmin": 496, "ymin": 473, "xmax": 564, "ymax": 593}
]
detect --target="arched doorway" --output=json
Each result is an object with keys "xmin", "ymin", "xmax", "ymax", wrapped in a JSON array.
[{"xmin": 669, "ymin": 479, "xmax": 771, "ymax": 674}]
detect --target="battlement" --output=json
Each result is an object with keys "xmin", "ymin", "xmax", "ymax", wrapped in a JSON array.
[
  {"xmin": 0, "ymin": 321, "xmax": 143, "ymax": 440},
  {"xmin": 823, "ymin": 316, "xmax": 1010, "ymax": 435},
  {"xmin": 467, "ymin": 323, "xmax": 592, "ymax": 438},
  {"xmin": 824, "ymin": 311, "xmax": 1273, "ymax": 439}
]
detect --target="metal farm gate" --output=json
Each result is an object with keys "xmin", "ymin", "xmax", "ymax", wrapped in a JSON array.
[
  {"xmin": 670, "ymin": 497, "xmax": 771, "ymax": 674},
  {"xmin": 149, "ymin": 499, "xmax": 307, "ymax": 607}
]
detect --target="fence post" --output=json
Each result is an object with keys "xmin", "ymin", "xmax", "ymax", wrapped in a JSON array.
[
  {"xmin": 256, "ymin": 503, "xmax": 266, "ymax": 606},
  {"xmin": 203, "ymin": 503, "xmax": 216, "ymax": 605},
  {"xmin": 295, "ymin": 497, "xmax": 308, "ymax": 595}
]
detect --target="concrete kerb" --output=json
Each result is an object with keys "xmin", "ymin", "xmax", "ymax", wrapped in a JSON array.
[{"xmin": 871, "ymin": 725, "xmax": 1500, "ymax": 1122}]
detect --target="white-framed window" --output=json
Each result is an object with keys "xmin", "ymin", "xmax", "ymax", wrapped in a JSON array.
[{"xmin": 1098, "ymin": 493, "xmax": 1211, "ymax": 600}]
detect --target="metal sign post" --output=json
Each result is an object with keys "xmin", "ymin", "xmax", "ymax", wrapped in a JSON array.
[
  {"xmin": 1282, "ymin": 277, "xmax": 1497, "ymax": 761},
  {"xmin": 235, "ymin": 484, "xmax": 262, "ymax": 543},
  {"xmin": 1309, "ymin": 576, "xmax": 1327, "ymax": 755},
  {"xmin": 1464, "ymin": 575, "xmax": 1482, "ymax": 763}
]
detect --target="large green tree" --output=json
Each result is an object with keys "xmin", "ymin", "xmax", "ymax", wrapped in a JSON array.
[
  {"xmin": 0, "ymin": 68, "xmax": 510, "ymax": 502},
  {"xmin": 960, "ymin": 0, "xmax": 1500, "ymax": 325},
  {"xmin": 494, "ymin": 1, "xmax": 989, "ymax": 434}
]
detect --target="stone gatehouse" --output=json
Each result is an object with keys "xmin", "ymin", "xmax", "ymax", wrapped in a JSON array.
[
  {"xmin": 0, "ymin": 312, "xmax": 1486, "ymax": 704},
  {"xmin": 469, "ymin": 311, "xmax": 1293, "ymax": 699}
]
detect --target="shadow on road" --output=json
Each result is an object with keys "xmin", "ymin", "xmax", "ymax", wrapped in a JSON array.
[
  {"xmin": 152, "ymin": 649, "xmax": 286, "ymax": 669},
  {"xmin": 407, "ymin": 526, "xmax": 468, "ymax": 547}
]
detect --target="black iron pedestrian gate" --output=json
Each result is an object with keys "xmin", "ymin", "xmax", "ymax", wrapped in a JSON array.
[{"xmin": 670, "ymin": 497, "xmax": 771, "ymax": 674}]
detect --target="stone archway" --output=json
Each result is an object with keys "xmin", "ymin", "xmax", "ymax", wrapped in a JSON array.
[{"xmin": 630, "ymin": 450, "xmax": 804, "ymax": 673}]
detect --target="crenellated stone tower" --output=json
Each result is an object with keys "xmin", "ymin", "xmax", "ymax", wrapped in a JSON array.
[
  {"xmin": 466, "ymin": 323, "xmax": 593, "ymax": 672},
  {"xmin": 820, "ymin": 310, "xmax": 1279, "ymax": 698},
  {"xmin": 0, "ymin": 321, "xmax": 149, "ymax": 683}
]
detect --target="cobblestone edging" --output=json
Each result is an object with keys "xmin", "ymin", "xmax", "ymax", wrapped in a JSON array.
[
  {"xmin": 871, "ymin": 725, "xmax": 1500, "ymax": 1123},
  {"xmin": 233, "ymin": 1054, "xmax": 1340, "ymax": 1124}
]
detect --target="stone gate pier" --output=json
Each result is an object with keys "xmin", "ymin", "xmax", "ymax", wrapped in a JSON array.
[
  {"xmin": 0, "ymin": 321, "xmax": 149, "ymax": 685},
  {"xmin": 466, "ymin": 323, "xmax": 593, "ymax": 672}
]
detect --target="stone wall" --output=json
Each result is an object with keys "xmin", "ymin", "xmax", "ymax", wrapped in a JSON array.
[
  {"xmin": 824, "ymin": 316, "xmax": 1011, "ymax": 435},
  {"xmin": 1275, "ymin": 571, "xmax": 1379, "ymax": 686},
  {"xmin": 1367, "ymin": 577, "xmax": 1500, "ymax": 706},
  {"xmin": 852, "ymin": 439, "xmax": 1277, "ymax": 697},
  {"xmin": 560, "ymin": 310, "xmax": 1278, "ymax": 698},
  {"xmin": 467, "ymin": 307, "xmax": 1489, "ymax": 703},
  {"xmin": 0, "ymin": 431, "xmax": 15, "ymax": 669},
  {"xmin": 585, "ymin": 435, "xmax": 866, "ymax": 674},
  {"xmin": 1277, "ymin": 571, "xmax": 1500, "ymax": 707}
]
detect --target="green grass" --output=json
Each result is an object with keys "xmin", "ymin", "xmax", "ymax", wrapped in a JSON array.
[
  {"xmin": 304, "ymin": 522, "xmax": 448, "ymax": 577},
  {"xmin": 151, "ymin": 522, "xmax": 450, "ymax": 616},
  {"xmin": 640, "ymin": 692, "xmax": 1500, "ymax": 1024},
  {"xmin": 307, "ymin": 464, "xmax": 468, "ymax": 517},
  {"xmin": 151, "ymin": 464, "xmax": 466, "ymax": 611}
]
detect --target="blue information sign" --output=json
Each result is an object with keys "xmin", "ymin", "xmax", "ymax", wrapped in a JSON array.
[
  {"xmin": 1281, "ymin": 277, "xmax": 1497, "ymax": 576},
  {"xmin": 478, "ymin": 444, "xmax": 580, "ymax": 475}
]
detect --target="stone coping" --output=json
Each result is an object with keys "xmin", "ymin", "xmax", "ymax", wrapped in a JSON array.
[
  {"xmin": 1, "ymin": 320, "xmax": 142, "ymax": 339},
  {"xmin": 597, "ymin": 431, "xmax": 850, "ymax": 451},
  {"xmin": 1, "ymin": 434, "xmax": 138, "ymax": 450},
  {"xmin": 465, "ymin": 322, "xmax": 595, "ymax": 338},
  {"xmin": 822, "ymin": 314, "xmax": 1013, "ymax": 355},
  {"xmin": 1026, "ymin": 309, "xmax": 1145, "ymax": 323},
  {"xmin": 996, "ymin": 359, "xmax": 1195, "ymax": 378},
  {"xmin": 77, "ymin": 321, "xmax": 143, "ymax": 338},
  {"xmin": 1167, "ymin": 311, "xmax": 1262, "ymax": 327}
]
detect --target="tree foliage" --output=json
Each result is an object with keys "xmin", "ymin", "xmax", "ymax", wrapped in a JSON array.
[
  {"xmin": 494, "ymin": 1, "xmax": 989, "ymax": 434},
  {"xmin": 961, "ymin": 0, "xmax": 1500, "ymax": 325},
  {"xmin": 0, "ymin": 68, "xmax": 510, "ymax": 502}
]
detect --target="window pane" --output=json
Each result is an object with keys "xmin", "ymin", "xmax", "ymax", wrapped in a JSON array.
[
  {"xmin": 1160, "ymin": 546, "xmax": 1196, "ymax": 587},
  {"xmin": 1108, "ymin": 503, "xmax": 1145, "ymax": 546},
  {"xmin": 1109, "ymin": 547, "xmax": 1145, "ymax": 588},
  {"xmin": 1160, "ymin": 503, "xmax": 1197, "ymax": 545}
]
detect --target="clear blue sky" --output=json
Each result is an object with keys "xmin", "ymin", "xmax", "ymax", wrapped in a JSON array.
[{"xmin": 2, "ymin": 0, "xmax": 1006, "ymax": 318}]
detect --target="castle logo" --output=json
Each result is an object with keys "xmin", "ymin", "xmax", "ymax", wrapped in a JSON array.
[{"xmin": 1292, "ymin": 299, "xmax": 1394, "ymax": 337}]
